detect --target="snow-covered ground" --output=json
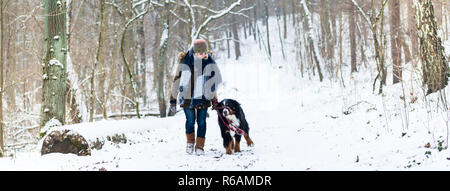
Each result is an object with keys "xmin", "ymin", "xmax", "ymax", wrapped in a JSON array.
[{"xmin": 1, "ymin": 17, "xmax": 450, "ymax": 171}]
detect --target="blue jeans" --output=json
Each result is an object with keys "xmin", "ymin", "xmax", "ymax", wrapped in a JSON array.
[{"xmin": 183, "ymin": 108, "xmax": 208, "ymax": 138}]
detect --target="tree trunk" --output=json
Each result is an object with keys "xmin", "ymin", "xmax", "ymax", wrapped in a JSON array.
[
  {"xmin": 301, "ymin": 0, "xmax": 323, "ymax": 82},
  {"xmin": 349, "ymin": 4, "xmax": 357, "ymax": 73},
  {"xmin": 231, "ymin": 15, "xmax": 241, "ymax": 60},
  {"xmin": 135, "ymin": 17, "xmax": 147, "ymax": 108},
  {"xmin": 226, "ymin": 29, "xmax": 231, "ymax": 59},
  {"xmin": 291, "ymin": 0, "xmax": 297, "ymax": 26},
  {"xmin": 242, "ymin": 0, "xmax": 247, "ymax": 40},
  {"xmin": 41, "ymin": 0, "xmax": 68, "ymax": 129},
  {"xmin": 390, "ymin": 0, "xmax": 402, "ymax": 84},
  {"xmin": 66, "ymin": 79, "xmax": 81, "ymax": 124},
  {"xmin": 400, "ymin": 30, "xmax": 412, "ymax": 65},
  {"xmin": 408, "ymin": 0, "xmax": 418, "ymax": 58},
  {"xmin": 0, "ymin": 0, "xmax": 4, "ymax": 156},
  {"xmin": 99, "ymin": 0, "xmax": 111, "ymax": 120},
  {"xmin": 416, "ymin": 0, "xmax": 449, "ymax": 95},
  {"xmin": 276, "ymin": 8, "xmax": 286, "ymax": 59},
  {"xmin": 253, "ymin": 2, "xmax": 257, "ymax": 42},
  {"xmin": 90, "ymin": 0, "xmax": 106, "ymax": 122},
  {"xmin": 6, "ymin": 14, "xmax": 16, "ymax": 112},
  {"xmin": 120, "ymin": 5, "xmax": 150, "ymax": 119},
  {"xmin": 444, "ymin": 1, "xmax": 448, "ymax": 40},
  {"xmin": 320, "ymin": 0, "xmax": 334, "ymax": 76},
  {"xmin": 282, "ymin": 1, "xmax": 287, "ymax": 39},
  {"xmin": 373, "ymin": 2, "xmax": 388, "ymax": 94},
  {"xmin": 338, "ymin": 0, "xmax": 345, "ymax": 87},
  {"xmin": 157, "ymin": 4, "xmax": 170, "ymax": 118},
  {"xmin": 264, "ymin": 0, "xmax": 271, "ymax": 57},
  {"xmin": 351, "ymin": 0, "xmax": 389, "ymax": 93}
]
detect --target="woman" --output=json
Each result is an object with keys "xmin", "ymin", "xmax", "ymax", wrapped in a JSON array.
[{"xmin": 169, "ymin": 39, "xmax": 221, "ymax": 155}]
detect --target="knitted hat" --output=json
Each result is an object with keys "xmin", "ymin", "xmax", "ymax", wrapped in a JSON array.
[{"xmin": 193, "ymin": 39, "xmax": 208, "ymax": 53}]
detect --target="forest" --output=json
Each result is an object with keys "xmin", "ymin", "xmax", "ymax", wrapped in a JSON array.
[{"xmin": 0, "ymin": 0, "xmax": 449, "ymax": 171}]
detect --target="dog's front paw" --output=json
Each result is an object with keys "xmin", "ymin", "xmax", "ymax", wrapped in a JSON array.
[
  {"xmin": 234, "ymin": 142, "xmax": 241, "ymax": 152},
  {"xmin": 225, "ymin": 141, "xmax": 234, "ymax": 154}
]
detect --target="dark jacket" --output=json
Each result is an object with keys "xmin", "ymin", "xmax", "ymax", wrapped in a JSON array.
[{"xmin": 172, "ymin": 48, "xmax": 217, "ymax": 109}]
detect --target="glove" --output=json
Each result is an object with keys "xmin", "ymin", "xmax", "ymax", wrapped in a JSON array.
[{"xmin": 168, "ymin": 99, "xmax": 177, "ymax": 116}]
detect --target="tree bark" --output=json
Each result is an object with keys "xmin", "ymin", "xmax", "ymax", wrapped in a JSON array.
[
  {"xmin": 408, "ymin": 0, "xmax": 418, "ymax": 58},
  {"xmin": 390, "ymin": 0, "xmax": 402, "ymax": 84},
  {"xmin": 90, "ymin": 0, "xmax": 106, "ymax": 122},
  {"xmin": 0, "ymin": 0, "xmax": 4, "ymax": 155},
  {"xmin": 276, "ymin": 7, "xmax": 286, "ymax": 59},
  {"xmin": 264, "ymin": 0, "xmax": 271, "ymax": 57},
  {"xmin": 41, "ymin": 0, "xmax": 68, "ymax": 128},
  {"xmin": 301, "ymin": 0, "xmax": 324, "ymax": 82},
  {"xmin": 416, "ymin": 0, "xmax": 449, "ymax": 95},
  {"xmin": 282, "ymin": 1, "xmax": 287, "ymax": 39},
  {"xmin": 137, "ymin": 18, "xmax": 147, "ymax": 107},
  {"xmin": 349, "ymin": 4, "xmax": 357, "ymax": 73},
  {"xmin": 157, "ymin": 3, "xmax": 170, "ymax": 118},
  {"xmin": 226, "ymin": 29, "xmax": 231, "ymax": 59},
  {"xmin": 231, "ymin": 15, "xmax": 241, "ymax": 60}
]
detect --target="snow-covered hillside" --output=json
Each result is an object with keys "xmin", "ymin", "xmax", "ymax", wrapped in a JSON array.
[{"xmin": 1, "ymin": 16, "xmax": 450, "ymax": 171}]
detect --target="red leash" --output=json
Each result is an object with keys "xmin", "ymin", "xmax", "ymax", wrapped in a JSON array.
[{"xmin": 215, "ymin": 106, "xmax": 244, "ymax": 136}]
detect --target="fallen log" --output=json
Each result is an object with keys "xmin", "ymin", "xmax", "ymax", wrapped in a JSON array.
[
  {"xmin": 41, "ymin": 129, "xmax": 127, "ymax": 156},
  {"xmin": 41, "ymin": 130, "xmax": 91, "ymax": 156}
]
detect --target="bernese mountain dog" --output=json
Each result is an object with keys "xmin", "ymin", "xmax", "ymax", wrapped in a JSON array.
[{"xmin": 215, "ymin": 99, "xmax": 254, "ymax": 154}]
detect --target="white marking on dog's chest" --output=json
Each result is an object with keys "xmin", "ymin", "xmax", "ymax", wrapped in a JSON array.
[{"xmin": 225, "ymin": 114, "xmax": 240, "ymax": 136}]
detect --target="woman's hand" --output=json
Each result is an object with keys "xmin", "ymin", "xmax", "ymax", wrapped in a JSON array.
[{"xmin": 211, "ymin": 98, "xmax": 219, "ymax": 110}]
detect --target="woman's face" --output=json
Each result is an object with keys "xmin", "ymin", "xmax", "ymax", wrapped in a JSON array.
[{"xmin": 195, "ymin": 52, "xmax": 208, "ymax": 60}]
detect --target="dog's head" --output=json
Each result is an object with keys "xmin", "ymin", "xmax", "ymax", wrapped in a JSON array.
[{"xmin": 218, "ymin": 99, "xmax": 241, "ymax": 117}]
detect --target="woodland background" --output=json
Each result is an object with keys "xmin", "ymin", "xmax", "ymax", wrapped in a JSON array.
[{"xmin": 0, "ymin": 0, "xmax": 448, "ymax": 158}]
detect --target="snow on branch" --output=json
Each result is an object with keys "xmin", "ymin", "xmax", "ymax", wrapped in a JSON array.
[
  {"xmin": 350, "ymin": 0, "xmax": 389, "ymax": 28},
  {"xmin": 350, "ymin": 0, "xmax": 371, "ymax": 26},
  {"xmin": 191, "ymin": 3, "xmax": 252, "ymax": 18},
  {"xmin": 191, "ymin": 0, "xmax": 242, "ymax": 43},
  {"xmin": 169, "ymin": 9, "xmax": 189, "ymax": 24},
  {"xmin": 133, "ymin": 0, "xmax": 148, "ymax": 9},
  {"xmin": 105, "ymin": 0, "xmax": 124, "ymax": 15},
  {"xmin": 183, "ymin": 0, "xmax": 197, "ymax": 43}
]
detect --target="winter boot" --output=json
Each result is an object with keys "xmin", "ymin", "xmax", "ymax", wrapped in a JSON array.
[
  {"xmin": 195, "ymin": 137, "xmax": 205, "ymax": 155},
  {"xmin": 186, "ymin": 133, "xmax": 195, "ymax": 154}
]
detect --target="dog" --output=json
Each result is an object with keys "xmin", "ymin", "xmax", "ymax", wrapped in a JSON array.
[{"xmin": 215, "ymin": 99, "xmax": 254, "ymax": 154}]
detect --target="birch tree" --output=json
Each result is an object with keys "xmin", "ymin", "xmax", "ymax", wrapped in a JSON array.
[
  {"xmin": 416, "ymin": 0, "xmax": 449, "ymax": 95},
  {"xmin": 301, "ymin": 0, "xmax": 324, "ymax": 82}
]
